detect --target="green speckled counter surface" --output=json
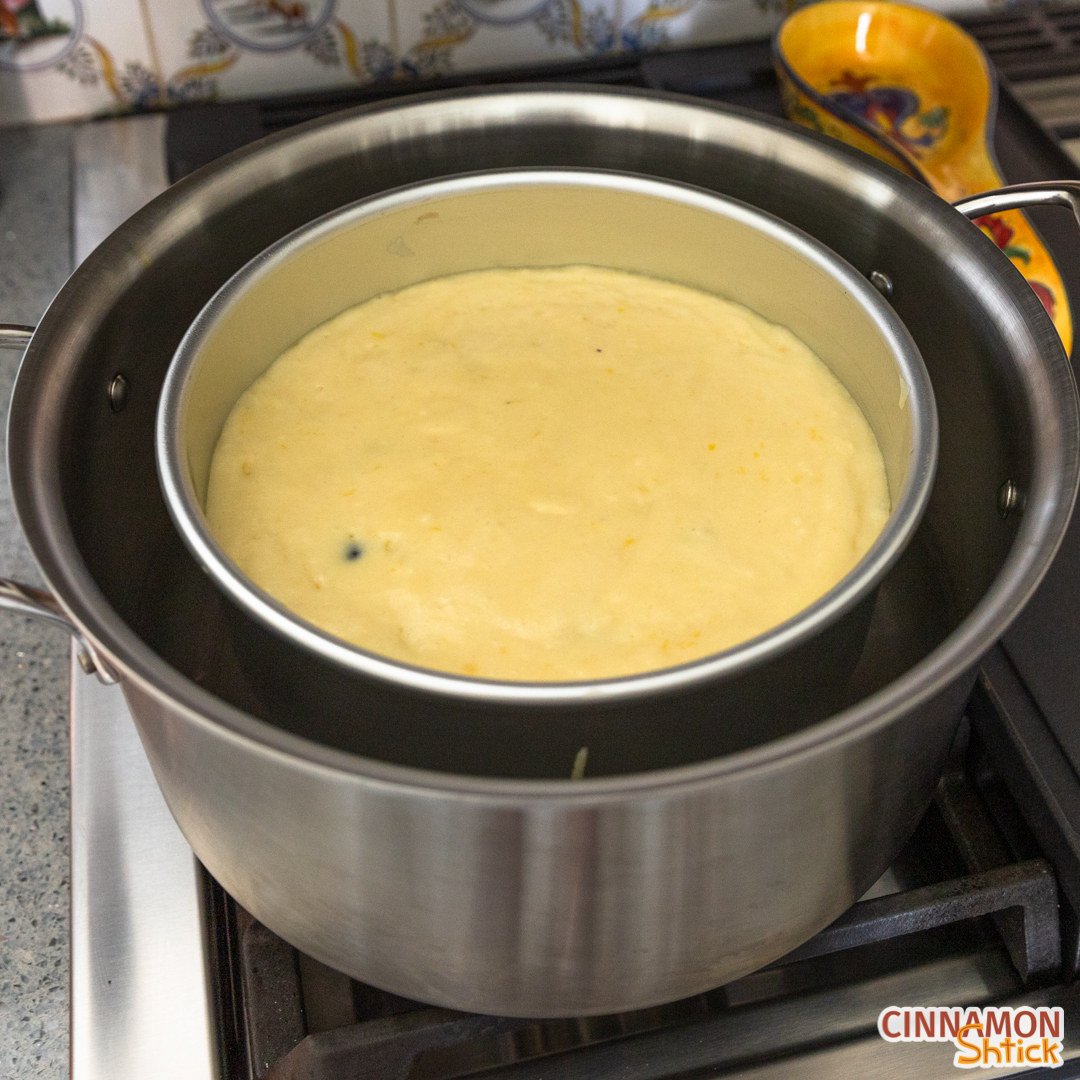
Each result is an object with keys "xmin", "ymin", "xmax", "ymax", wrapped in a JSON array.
[{"xmin": 0, "ymin": 122, "xmax": 76, "ymax": 1080}]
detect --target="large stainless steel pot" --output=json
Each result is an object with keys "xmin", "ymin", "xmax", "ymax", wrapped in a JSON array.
[
  {"xmin": 155, "ymin": 168, "xmax": 937, "ymax": 779},
  {"xmin": 2, "ymin": 87, "xmax": 1078, "ymax": 1017}
]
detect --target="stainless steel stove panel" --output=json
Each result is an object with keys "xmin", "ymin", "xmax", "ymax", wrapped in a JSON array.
[
  {"xmin": 67, "ymin": 112, "xmax": 214, "ymax": 1079},
  {"xmin": 70, "ymin": 654, "xmax": 216, "ymax": 1080}
]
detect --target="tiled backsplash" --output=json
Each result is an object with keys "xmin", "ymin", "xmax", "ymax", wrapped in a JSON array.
[{"xmin": 0, "ymin": 0, "xmax": 995, "ymax": 126}]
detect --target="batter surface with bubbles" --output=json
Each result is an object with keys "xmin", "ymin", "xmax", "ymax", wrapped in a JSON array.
[{"xmin": 205, "ymin": 265, "xmax": 890, "ymax": 681}]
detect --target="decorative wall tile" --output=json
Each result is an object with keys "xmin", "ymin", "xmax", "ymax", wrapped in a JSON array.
[
  {"xmin": 0, "ymin": 0, "xmax": 1000, "ymax": 128},
  {"xmin": 144, "ymin": 0, "xmax": 395, "ymax": 106},
  {"xmin": 0, "ymin": 0, "xmax": 159, "ymax": 124},
  {"xmin": 393, "ymin": 0, "xmax": 619, "ymax": 80},
  {"xmin": 620, "ymin": 0, "xmax": 780, "ymax": 54},
  {"xmin": 330, "ymin": 0, "xmax": 398, "ymax": 81}
]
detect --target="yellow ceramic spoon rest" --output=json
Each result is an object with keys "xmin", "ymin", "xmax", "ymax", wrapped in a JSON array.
[{"xmin": 774, "ymin": 0, "xmax": 1072, "ymax": 353}]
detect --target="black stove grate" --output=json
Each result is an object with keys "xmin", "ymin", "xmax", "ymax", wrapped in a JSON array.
[{"xmin": 962, "ymin": 1, "xmax": 1080, "ymax": 82}]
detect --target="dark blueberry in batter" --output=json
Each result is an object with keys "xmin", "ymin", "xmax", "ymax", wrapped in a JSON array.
[{"xmin": 345, "ymin": 542, "xmax": 363, "ymax": 561}]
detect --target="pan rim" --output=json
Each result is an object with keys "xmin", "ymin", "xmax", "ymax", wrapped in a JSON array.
[{"xmin": 156, "ymin": 165, "xmax": 937, "ymax": 706}]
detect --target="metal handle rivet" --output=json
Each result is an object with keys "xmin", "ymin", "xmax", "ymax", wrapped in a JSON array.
[
  {"xmin": 998, "ymin": 479, "xmax": 1023, "ymax": 519},
  {"xmin": 108, "ymin": 374, "xmax": 129, "ymax": 413},
  {"xmin": 869, "ymin": 270, "xmax": 894, "ymax": 299}
]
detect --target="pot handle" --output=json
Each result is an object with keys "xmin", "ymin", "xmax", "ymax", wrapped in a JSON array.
[
  {"xmin": 0, "ymin": 579, "xmax": 118, "ymax": 683},
  {"xmin": 0, "ymin": 324, "xmax": 35, "ymax": 350},
  {"xmin": 0, "ymin": 578, "xmax": 89, "ymax": 642},
  {"xmin": 0, "ymin": 325, "xmax": 117, "ymax": 683},
  {"xmin": 952, "ymin": 181, "xmax": 1080, "ymax": 225}
]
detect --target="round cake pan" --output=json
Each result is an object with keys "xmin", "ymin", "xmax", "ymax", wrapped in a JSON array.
[{"xmin": 156, "ymin": 168, "xmax": 937, "ymax": 776}]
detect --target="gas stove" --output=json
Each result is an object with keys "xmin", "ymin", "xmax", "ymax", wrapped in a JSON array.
[{"xmin": 70, "ymin": 18, "xmax": 1080, "ymax": 1080}]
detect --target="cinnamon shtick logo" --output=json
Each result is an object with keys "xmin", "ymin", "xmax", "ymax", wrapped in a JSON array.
[{"xmin": 878, "ymin": 1006, "xmax": 1064, "ymax": 1069}]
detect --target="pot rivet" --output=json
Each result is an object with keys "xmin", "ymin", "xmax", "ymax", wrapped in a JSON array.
[
  {"xmin": 998, "ymin": 479, "xmax": 1024, "ymax": 519},
  {"xmin": 108, "ymin": 374, "xmax": 129, "ymax": 413},
  {"xmin": 868, "ymin": 270, "xmax": 894, "ymax": 299}
]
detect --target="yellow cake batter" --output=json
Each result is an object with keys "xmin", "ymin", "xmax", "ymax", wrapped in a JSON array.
[{"xmin": 206, "ymin": 266, "xmax": 890, "ymax": 681}]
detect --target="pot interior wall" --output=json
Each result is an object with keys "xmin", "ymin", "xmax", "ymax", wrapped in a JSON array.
[{"xmin": 53, "ymin": 94, "xmax": 1032, "ymax": 774}]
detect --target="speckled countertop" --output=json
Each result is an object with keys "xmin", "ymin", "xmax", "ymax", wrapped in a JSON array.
[{"xmin": 0, "ymin": 123, "xmax": 78, "ymax": 1079}]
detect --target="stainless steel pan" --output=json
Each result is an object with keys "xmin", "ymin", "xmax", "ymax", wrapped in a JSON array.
[{"xmin": 1, "ymin": 88, "xmax": 1078, "ymax": 1017}]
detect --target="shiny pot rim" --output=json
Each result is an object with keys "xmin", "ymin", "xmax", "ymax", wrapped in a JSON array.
[
  {"xmin": 155, "ymin": 167, "xmax": 938, "ymax": 706},
  {"xmin": 8, "ymin": 85, "xmax": 1078, "ymax": 795}
]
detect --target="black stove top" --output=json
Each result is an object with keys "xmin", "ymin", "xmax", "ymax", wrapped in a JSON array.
[{"xmin": 165, "ymin": 26, "xmax": 1080, "ymax": 1079}]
